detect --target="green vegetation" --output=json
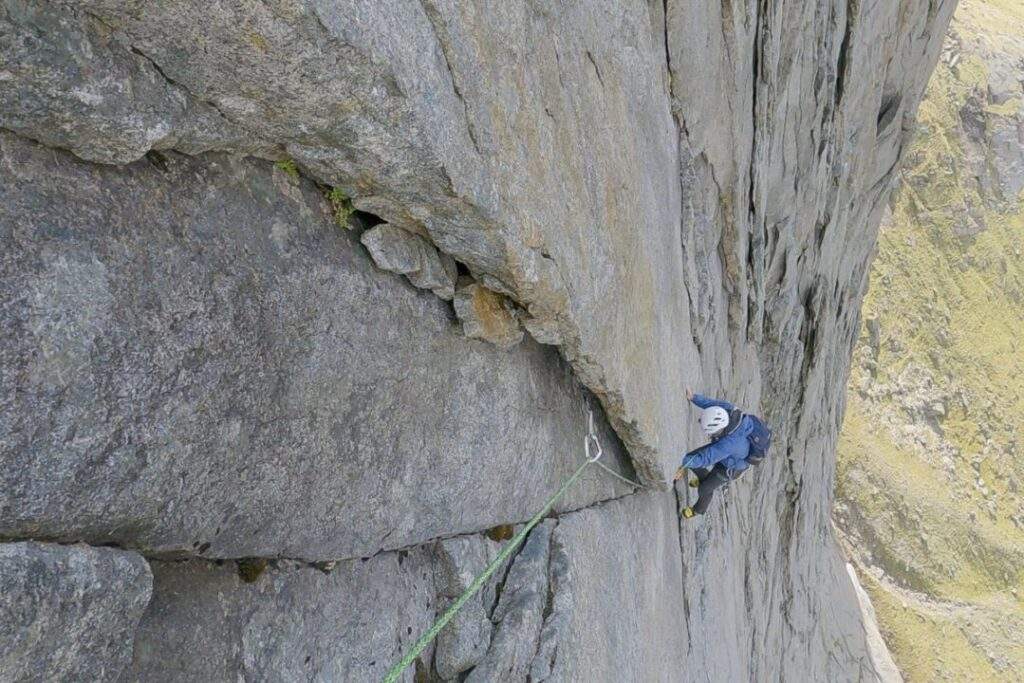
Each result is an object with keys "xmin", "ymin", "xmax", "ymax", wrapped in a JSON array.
[
  {"xmin": 836, "ymin": 1, "xmax": 1024, "ymax": 679},
  {"xmin": 485, "ymin": 523, "xmax": 514, "ymax": 542},
  {"xmin": 274, "ymin": 158, "xmax": 300, "ymax": 180},
  {"xmin": 838, "ymin": 407, "xmax": 1024, "ymax": 603},
  {"xmin": 983, "ymin": 0, "xmax": 1024, "ymax": 23},
  {"xmin": 326, "ymin": 186, "xmax": 353, "ymax": 228},
  {"xmin": 236, "ymin": 557, "xmax": 270, "ymax": 584},
  {"xmin": 861, "ymin": 571, "xmax": 1003, "ymax": 683}
]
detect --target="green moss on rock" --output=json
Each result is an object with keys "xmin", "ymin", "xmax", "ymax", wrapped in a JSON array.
[
  {"xmin": 237, "ymin": 558, "xmax": 269, "ymax": 584},
  {"xmin": 274, "ymin": 158, "xmax": 300, "ymax": 180}
]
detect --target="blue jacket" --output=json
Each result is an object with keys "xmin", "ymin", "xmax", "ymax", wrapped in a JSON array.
[{"xmin": 680, "ymin": 394, "xmax": 754, "ymax": 473}]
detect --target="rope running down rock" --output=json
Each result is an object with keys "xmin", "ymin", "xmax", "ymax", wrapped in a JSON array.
[{"xmin": 382, "ymin": 400, "xmax": 641, "ymax": 682}]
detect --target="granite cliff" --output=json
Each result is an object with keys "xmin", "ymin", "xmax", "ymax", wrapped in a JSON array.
[{"xmin": 1, "ymin": 0, "xmax": 954, "ymax": 680}]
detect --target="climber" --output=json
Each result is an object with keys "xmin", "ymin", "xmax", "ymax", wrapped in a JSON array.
[{"xmin": 674, "ymin": 388, "xmax": 772, "ymax": 519}]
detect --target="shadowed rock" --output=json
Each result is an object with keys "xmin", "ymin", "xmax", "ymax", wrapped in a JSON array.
[
  {"xmin": 0, "ymin": 132, "xmax": 635, "ymax": 561},
  {"xmin": 128, "ymin": 551, "xmax": 435, "ymax": 682}
]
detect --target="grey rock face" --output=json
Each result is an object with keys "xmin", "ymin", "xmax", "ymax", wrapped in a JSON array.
[
  {"xmin": 846, "ymin": 564, "xmax": 904, "ymax": 683},
  {"xmin": 129, "ymin": 550, "xmax": 436, "ymax": 682},
  {"xmin": 665, "ymin": 0, "xmax": 957, "ymax": 678},
  {"xmin": 952, "ymin": 23, "xmax": 1024, "ymax": 208},
  {"xmin": 0, "ymin": 132, "xmax": 635, "ymax": 561},
  {"xmin": 432, "ymin": 535, "xmax": 502, "ymax": 679},
  {"xmin": 0, "ymin": 0, "xmax": 959, "ymax": 482},
  {"xmin": 0, "ymin": 0, "xmax": 959, "ymax": 679},
  {"xmin": 2, "ymin": 0, "xmax": 691, "ymax": 481},
  {"xmin": 0, "ymin": 541, "xmax": 152, "ymax": 682},
  {"xmin": 538, "ymin": 493, "xmax": 688, "ymax": 681},
  {"xmin": 129, "ymin": 496, "xmax": 688, "ymax": 683},
  {"xmin": 0, "ymin": 0, "xmax": 261, "ymax": 163},
  {"xmin": 360, "ymin": 224, "xmax": 457, "ymax": 300},
  {"xmin": 464, "ymin": 520, "xmax": 553, "ymax": 682}
]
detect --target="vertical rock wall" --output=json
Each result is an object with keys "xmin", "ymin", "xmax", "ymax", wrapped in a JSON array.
[{"xmin": 0, "ymin": 0, "xmax": 955, "ymax": 680}]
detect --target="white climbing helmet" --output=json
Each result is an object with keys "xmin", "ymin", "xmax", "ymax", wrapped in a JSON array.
[{"xmin": 700, "ymin": 406, "xmax": 729, "ymax": 437}]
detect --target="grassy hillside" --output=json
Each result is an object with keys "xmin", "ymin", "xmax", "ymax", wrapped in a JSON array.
[{"xmin": 835, "ymin": 1, "xmax": 1024, "ymax": 680}]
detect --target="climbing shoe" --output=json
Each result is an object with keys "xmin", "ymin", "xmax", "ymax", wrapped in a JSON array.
[
  {"xmin": 689, "ymin": 478, "xmax": 699, "ymax": 488},
  {"xmin": 681, "ymin": 506, "xmax": 695, "ymax": 519}
]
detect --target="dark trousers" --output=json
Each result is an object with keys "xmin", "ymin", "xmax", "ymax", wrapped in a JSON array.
[{"xmin": 691, "ymin": 465, "xmax": 732, "ymax": 515}]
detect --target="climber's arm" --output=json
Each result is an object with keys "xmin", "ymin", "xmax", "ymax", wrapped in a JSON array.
[{"xmin": 680, "ymin": 440, "xmax": 730, "ymax": 471}]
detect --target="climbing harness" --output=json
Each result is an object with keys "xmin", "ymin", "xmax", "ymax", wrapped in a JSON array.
[{"xmin": 382, "ymin": 400, "xmax": 640, "ymax": 683}]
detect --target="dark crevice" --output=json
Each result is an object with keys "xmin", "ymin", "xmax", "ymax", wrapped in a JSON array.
[
  {"xmin": 585, "ymin": 50, "xmax": 604, "ymax": 87},
  {"xmin": 144, "ymin": 150, "xmax": 171, "ymax": 173},
  {"xmin": 799, "ymin": 286, "xmax": 819, "ymax": 378},
  {"xmin": 538, "ymin": 525, "xmax": 557, "ymax": 623},
  {"xmin": 485, "ymin": 534, "xmax": 522, "ymax": 622},
  {"xmin": 661, "ymin": 0, "xmax": 673, "ymax": 80},
  {"xmin": 747, "ymin": 0, "xmax": 765, "ymax": 226},
  {"xmin": 876, "ymin": 91, "xmax": 903, "ymax": 135},
  {"xmin": 351, "ymin": 209, "xmax": 385, "ymax": 229},
  {"xmin": 833, "ymin": 0, "xmax": 859, "ymax": 110}
]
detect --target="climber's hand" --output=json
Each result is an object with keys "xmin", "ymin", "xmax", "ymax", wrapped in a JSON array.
[
  {"xmin": 673, "ymin": 467, "xmax": 685, "ymax": 481},
  {"xmin": 685, "ymin": 386, "xmax": 694, "ymax": 401}
]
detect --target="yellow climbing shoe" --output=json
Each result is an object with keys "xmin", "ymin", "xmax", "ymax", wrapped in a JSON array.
[{"xmin": 681, "ymin": 507, "xmax": 695, "ymax": 519}]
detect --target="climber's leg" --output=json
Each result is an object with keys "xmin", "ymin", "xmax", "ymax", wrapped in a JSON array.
[{"xmin": 691, "ymin": 465, "xmax": 730, "ymax": 515}]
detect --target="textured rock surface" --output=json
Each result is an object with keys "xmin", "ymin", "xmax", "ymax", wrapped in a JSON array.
[
  {"xmin": 453, "ymin": 282, "xmax": 525, "ymax": 350},
  {"xmin": 130, "ymin": 494, "xmax": 689, "ymax": 682},
  {"xmin": 1, "ymin": 0, "xmax": 692, "ymax": 479},
  {"xmin": 0, "ymin": 541, "xmax": 152, "ymax": 682},
  {"xmin": 0, "ymin": 0, "xmax": 958, "ymax": 680},
  {"xmin": 846, "ymin": 564, "xmax": 904, "ymax": 683},
  {"xmin": 0, "ymin": 0, "xmax": 266, "ymax": 163},
  {"xmin": 540, "ymin": 493, "xmax": 688, "ymax": 681},
  {"xmin": 361, "ymin": 224, "xmax": 457, "ymax": 300},
  {"xmin": 0, "ymin": 132, "xmax": 634, "ymax": 560},
  {"xmin": 432, "ymin": 535, "xmax": 503, "ymax": 679},
  {"xmin": 463, "ymin": 520, "xmax": 553, "ymax": 682},
  {"xmin": 129, "ymin": 550, "xmax": 436, "ymax": 682},
  {"xmin": 1, "ymin": 0, "xmax": 957, "ymax": 480},
  {"xmin": 666, "ymin": 0, "xmax": 958, "ymax": 678}
]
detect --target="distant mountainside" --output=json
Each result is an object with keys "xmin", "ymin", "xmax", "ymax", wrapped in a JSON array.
[{"xmin": 835, "ymin": 1, "xmax": 1024, "ymax": 680}]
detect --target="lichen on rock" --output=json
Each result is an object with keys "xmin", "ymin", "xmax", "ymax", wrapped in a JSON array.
[{"xmin": 453, "ymin": 282, "xmax": 525, "ymax": 350}]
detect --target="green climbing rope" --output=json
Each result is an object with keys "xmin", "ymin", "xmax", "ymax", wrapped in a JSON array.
[
  {"xmin": 382, "ymin": 456, "xmax": 594, "ymax": 682},
  {"xmin": 382, "ymin": 402, "xmax": 616, "ymax": 683}
]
